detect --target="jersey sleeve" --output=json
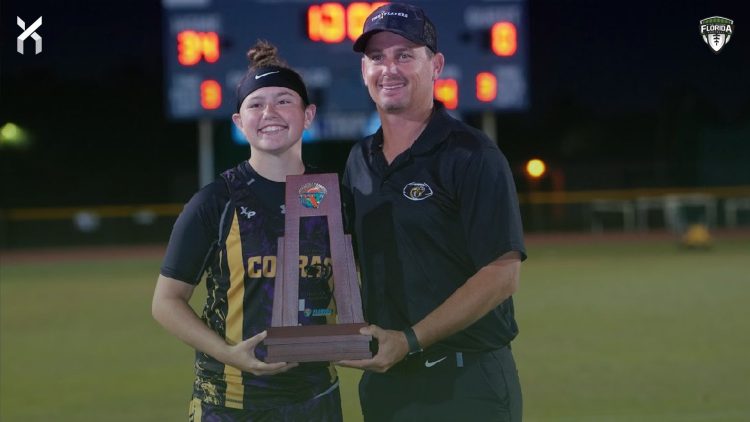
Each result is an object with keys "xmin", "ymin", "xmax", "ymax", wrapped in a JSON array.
[
  {"xmin": 457, "ymin": 144, "xmax": 527, "ymax": 269},
  {"xmin": 160, "ymin": 181, "xmax": 229, "ymax": 284}
]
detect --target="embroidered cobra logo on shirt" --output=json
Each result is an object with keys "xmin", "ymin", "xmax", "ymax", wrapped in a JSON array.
[{"xmin": 402, "ymin": 182, "xmax": 433, "ymax": 201}]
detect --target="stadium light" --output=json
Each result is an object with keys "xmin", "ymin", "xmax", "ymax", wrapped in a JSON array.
[
  {"xmin": 0, "ymin": 122, "xmax": 31, "ymax": 149},
  {"xmin": 525, "ymin": 158, "xmax": 546, "ymax": 179}
]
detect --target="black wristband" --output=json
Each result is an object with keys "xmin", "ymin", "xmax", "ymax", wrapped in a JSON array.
[{"xmin": 403, "ymin": 326, "xmax": 423, "ymax": 356}]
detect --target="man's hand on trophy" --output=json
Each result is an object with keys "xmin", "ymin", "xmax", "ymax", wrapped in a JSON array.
[{"xmin": 336, "ymin": 324, "xmax": 408, "ymax": 373}]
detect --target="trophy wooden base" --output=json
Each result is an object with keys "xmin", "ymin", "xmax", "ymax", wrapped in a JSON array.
[{"xmin": 265, "ymin": 323, "xmax": 372, "ymax": 363}]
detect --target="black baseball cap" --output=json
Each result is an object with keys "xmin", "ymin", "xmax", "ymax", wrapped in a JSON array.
[{"xmin": 352, "ymin": 3, "xmax": 437, "ymax": 53}]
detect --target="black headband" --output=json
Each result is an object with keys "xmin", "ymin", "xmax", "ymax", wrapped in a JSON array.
[{"xmin": 235, "ymin": 66, "xmax": 310, "ymax": 112}]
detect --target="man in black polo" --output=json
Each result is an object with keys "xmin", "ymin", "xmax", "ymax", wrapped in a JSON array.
[{"xmin": 339, "ymin": 3, "xmax": 526, "ymax": 421}]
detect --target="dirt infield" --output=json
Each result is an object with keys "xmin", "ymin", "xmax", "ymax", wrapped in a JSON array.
[{"xmin": 1, "ymin": 229, "xmax": 748, "ymax": 264}]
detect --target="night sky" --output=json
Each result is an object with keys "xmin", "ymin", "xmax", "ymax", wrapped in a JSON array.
[{"xmin": 2, "ymin": 0, "xmax": 748, "ymax": 208}]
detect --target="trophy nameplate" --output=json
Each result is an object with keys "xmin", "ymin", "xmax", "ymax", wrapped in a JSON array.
[{"xmin": 265, "ymin": 173, "xmax": 371, "ymax": 362}]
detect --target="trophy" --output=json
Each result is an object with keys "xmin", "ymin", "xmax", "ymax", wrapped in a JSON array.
[{"xmin": 264, "ymin": 173, "xmax": 372, "ymax": 362}]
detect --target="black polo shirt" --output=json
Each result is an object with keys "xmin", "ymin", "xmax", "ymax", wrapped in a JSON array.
[{"xmin": 342, "ymin": 102, "xmax": 526, "ymax": 353}]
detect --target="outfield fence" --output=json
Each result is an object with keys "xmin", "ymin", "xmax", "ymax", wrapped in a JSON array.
[{"xmin": 2, "ymin": 186, "xmax": 749, "ymax": 249}]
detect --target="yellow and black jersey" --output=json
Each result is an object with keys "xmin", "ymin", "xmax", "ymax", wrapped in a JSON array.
[{"xmin": 161, "ymin": 161, "xmax": 337, "ymax": 410}]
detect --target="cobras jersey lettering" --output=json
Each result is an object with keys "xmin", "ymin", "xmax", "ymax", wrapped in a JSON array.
[
  {"xmin": 246, "ymin": 255, "xmax": 332, "ymax": 279},
  {"xmin": 246, "ymin": 256, "xmax": 275, "ymax": 278}
]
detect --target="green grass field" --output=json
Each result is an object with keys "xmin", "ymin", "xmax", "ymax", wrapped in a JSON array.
[{"xmin": 1, "ymin": 236, "xmax": 749, "ymax": 421}]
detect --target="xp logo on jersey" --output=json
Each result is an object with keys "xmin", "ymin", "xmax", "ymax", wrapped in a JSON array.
[
  {"xmin": 403, "ymin": 182, "xmax": 433, "ymax": 201},
  {"xmin": 298, "ymin": 182, "xmax": 327, "ymax": 208},
  {"xmin": 700, "ymin": 16, "xmax": 734, "ymax": 54},
  {"xmin": 240, "ymin": 207, "xmax": 256, "ymax": 219},
  {"xmin": 17, "ymin": 16, "xmax": 43, "ymax": 55}
]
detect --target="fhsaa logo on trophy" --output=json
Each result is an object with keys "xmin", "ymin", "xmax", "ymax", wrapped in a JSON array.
[{"xmin": 700, "ymin": 16, "xmax": 734, "ymax": 54}]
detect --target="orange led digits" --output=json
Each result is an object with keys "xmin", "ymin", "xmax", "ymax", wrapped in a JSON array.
[
  {"xmin": 308, "ymin": 5, "xmax": 323, "ymax": 41},
  {"xmin": 178, "ymin": 31, "xmax": 201, "ymax": 65},
  {"xmin": 491, "ymin": 22, "xmax": 517, "ymax": 56},
  {"xmin": 177, "ymin": 31, "xmax": 220, "ymax": 66},
  {"xmin": 200, "ymin": 32, "xmax": 220, "ymax": 63},
  {"xmin": 200, "ymin": 80, "xmax": 222, "ymax": 110},
  {"xmin": 434, "ymin": 79, "xmax": 458, "ymax": 110},
  {"xmin": 309, "ymin": 2, "xmax": 387, "ymax": 43},
  {"xmin": 347, "ymin": 2, "xmax": 387, "ymax": 40},
  {"xmin": 308, "ymin": 3, "xmax": 346, "ymax": 43},
  {"xmin": 476, "ymin": 72, "xmax": 497, "ymax": 102}
]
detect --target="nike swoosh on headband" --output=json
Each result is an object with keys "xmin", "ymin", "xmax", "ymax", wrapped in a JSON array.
[{"xmin": 255, "ymin": 71, "xmax": 280, "ymax": 80}]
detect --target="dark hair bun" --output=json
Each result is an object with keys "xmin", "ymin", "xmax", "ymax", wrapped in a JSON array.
[{"xmin": 246, "ymin": 40, "xmax": 288, "ymax": 69}]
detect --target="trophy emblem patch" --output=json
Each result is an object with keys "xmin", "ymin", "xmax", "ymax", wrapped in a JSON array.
[{"xmin": 298, "ymin": 182, "xmax": 327, "ymax": 208}]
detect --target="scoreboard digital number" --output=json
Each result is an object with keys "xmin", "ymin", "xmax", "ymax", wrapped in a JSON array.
[{"xmin": 162, "ymin": 0, "xmax": 528, "ymax": 140}]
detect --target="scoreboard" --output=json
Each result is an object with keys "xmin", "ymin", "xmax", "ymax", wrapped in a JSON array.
[{"xmin": 162, "ymin": 0, "xmax": 528, "ymax": 139}]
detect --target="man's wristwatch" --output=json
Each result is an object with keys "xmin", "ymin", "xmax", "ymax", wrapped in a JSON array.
[{"xmin": 403, "ymin": 326, "xmax": 423, "ymax": 356}]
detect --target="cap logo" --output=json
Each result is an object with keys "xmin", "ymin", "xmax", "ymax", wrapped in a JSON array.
[
  {"xmin": 371, "ymin": 11, "xmax": 409, "ymax": 22},
  {"xmin": 353, "ymin": 4, "xmax": 436, "ymax": 53}
]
